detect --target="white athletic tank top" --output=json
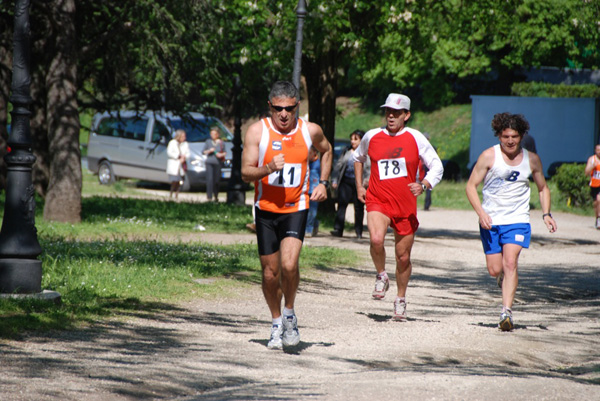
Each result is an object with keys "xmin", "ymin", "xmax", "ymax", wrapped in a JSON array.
[{"xmin": 482, "ymin": 145, "xmax": 531, "ymax": 225}]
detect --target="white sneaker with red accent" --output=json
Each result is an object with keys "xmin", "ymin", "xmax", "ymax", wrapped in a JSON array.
[
  {"xmin": 392, "ymin": 298, "xmax": 407, "ymax": 321},
  {"xmin": 372, "ymin": 274, "xmax": 389, "ymax": 300}
]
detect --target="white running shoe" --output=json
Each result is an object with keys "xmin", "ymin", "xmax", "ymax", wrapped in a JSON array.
[
  {"xmin": 267, "ymin": 324, "xmax": 283, "ymax": 349},
  {"xmin": 392, "ymin": 298, "xmax": 407, "ymax": 321},
  {"xmin": 282, "ymin": 315, "xmax": 300, "ymax": 347},
  {"xmin": 498, "ymin": 310, "xmax": 514, "ymax": 332},
  {"xmin": 372, "ymin": 274, "xmax": 390, "ymax": 299}
]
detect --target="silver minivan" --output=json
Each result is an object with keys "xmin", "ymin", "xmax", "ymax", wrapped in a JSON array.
[{"xmin": 87, "ymin": 110, "xmax": 234, "ymax": 191}]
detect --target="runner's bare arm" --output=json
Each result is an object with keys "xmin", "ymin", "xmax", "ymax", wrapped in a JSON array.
[
  {"xmin": 241, "ymin": 122, "xmax": 279, "ymax": 183},
  {"xmin": 584, "ymin": 154, "xmax": 596, "ymax": 176},
  {"xmin": 466, "ymin": 148, "xmax": 494, "ymax": 230},
  {"xmin": 309, "ymin": 123, "xmax": 332, "ymax": 202},
  {"xmin": 530, "ymin": 153, "xmax": 557, "ymax": 233},
  {"xmin": 355, "ymin": 161, "xmax": 366, "ymax": 203}
]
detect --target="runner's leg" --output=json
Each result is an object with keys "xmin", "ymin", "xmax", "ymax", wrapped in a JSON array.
[
  {"xmin": 485, "ymin": 253, "xmax": 503, "ymax": 278},
  {"xmin": 500, "ymin": 243, "xmax": 522, "ymax": 309},
  {"xmin": 367, "ymin": 211, "xmax": 390, "ymax": 274},
  {"xmin": 280, "ymin": 237, "xmax": 303, "ymax": 310},
  {"xmin": 260, "ymin": 252, "xmax": 283, "ymax": 319},
  {"xmin": 393, "ymin": 232, "xmax": 415, "ymax": 298}
]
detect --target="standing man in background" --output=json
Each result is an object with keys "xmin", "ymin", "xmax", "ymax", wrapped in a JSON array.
[
  {"xmin": 585, "ymin": 143, "xmax": 600, "ymax": 229},
  {"xmin": 241, "ymin": 81, "xmax": 332, "ymax": 349}
]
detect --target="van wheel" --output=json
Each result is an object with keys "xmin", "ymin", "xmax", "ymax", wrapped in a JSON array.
[{"xmin": 98, "ymin": 161, "xmax": 116, "ymax": 185}]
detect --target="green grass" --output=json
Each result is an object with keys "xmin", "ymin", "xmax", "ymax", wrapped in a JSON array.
[
  {"xmin": 0, "ymin": 235, "xmax": 355, "ymax": 338},
  {"xmin": 0, "ymin": 189, "xmax": 360, "ymax": 338}
]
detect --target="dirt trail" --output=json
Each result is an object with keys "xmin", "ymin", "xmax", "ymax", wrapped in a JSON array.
[{"xmin": 1, "ymin": 206, "xmax": 599, "ymax": 400}]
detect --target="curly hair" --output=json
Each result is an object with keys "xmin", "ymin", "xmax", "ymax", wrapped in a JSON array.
[{"xmin": 491, "ymin": 112, "xmax": 530, "ymax": 137}]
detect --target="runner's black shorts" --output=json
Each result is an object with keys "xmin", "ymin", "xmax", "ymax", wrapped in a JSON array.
[
  {"xmin": 591, "ymin": 186, "xmax": 600, "ymax": 201},
  {"xmin": 255, "ymin": 207, "xmax": 308, "ymax": 255}
]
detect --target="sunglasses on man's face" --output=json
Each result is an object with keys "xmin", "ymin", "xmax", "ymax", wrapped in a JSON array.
[{"xmin": 270, "ymin": 103, "xmax": 298, "ymax": 112}]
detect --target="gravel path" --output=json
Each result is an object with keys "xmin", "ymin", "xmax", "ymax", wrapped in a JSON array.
[{"xmin": 1, "ymin": 205, "xmax": 599, "ymax": 400}]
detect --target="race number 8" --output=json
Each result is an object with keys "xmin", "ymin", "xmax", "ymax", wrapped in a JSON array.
[
  {"xmin": 377, "ymin": 158, "xmax": 407, "ymax": 180},
  {"xmin": 267, "ymin": 163, "xmax": 302, "ymax": 187}
]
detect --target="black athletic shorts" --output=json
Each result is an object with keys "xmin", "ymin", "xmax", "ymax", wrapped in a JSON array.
[
  {"xmin": 591, "ymin": 186, "xmax": 600, "ymax": 201},
  {"xmin": 255, "ymin": 207, "xmax": 309, "ymax": 256}
]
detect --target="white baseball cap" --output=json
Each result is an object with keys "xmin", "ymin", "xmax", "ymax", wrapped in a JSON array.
[{"xmin": 380, "ymin": 93, "xmax": 410, "ymax": 110}]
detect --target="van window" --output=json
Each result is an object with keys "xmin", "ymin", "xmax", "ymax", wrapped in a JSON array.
[
  {"xmin": 152, "ymin": 120, "xmax": 170, "ymax": 143},
  {"xmin": 96, "ymin": 117, "xmax": 148, "ymax": 141},
  {"xmin": 169, "ymin": 117, "xmax": 232, "ymax": 143}
]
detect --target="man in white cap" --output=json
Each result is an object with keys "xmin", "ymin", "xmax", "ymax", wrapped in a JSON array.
[{"xmin": 353, "ymin": 93, "xmax": 443, "ymax": 321}]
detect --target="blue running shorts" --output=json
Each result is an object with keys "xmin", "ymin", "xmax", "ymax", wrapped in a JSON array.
[{"xmin": 479, "ymin": 223, "xmax": 531, "ymax": 255}]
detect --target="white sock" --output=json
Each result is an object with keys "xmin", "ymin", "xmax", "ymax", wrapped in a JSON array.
[
  {"xmin": 283, "ymin": 307, "xmax": 294, "ymax": 318},
  {"xmin": 377, "ymin": 271, "xmax": 388, "ymax": 280},
  {"xmin": 272, "ymin": 316, "xmax": 282, "ymax": 326}
]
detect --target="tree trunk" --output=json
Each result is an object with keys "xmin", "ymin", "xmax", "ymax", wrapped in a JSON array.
[
  {"xmin": 31, "ymin": 66, "xmax": 50, "ymax": 197},
  {"xmin": 304, "ymin": 47, "xmax": 338, "ymax": 146},
  {"xmin": 42, "ymin": 0, "xmax": 81, "ymax": 223},
  {"xmin": 304, "ymin": 47, "xmax": 338, "ymax": 213}
]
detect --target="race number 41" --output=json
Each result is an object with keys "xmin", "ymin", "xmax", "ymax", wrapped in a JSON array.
[
  {"xmin": 377, "ymin": 158, "xmax": 407, "ymax": 180},
  {"xmin": 267, "ymin": 163, "xmax": 302, "ymax": 187}
]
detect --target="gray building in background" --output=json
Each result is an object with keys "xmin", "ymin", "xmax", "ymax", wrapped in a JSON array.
[{"xmin": 469, "ymin": 95, "xmax": 600, "ymax": 177}]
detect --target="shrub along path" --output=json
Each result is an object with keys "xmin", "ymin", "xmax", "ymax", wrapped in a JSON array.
[{"xmin": 1, "ymin": 208, "xmax": 599, "ymax": 400}]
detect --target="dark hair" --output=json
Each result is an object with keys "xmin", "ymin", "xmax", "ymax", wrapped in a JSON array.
[
  {"xmin": 268, "ymin": 81, "xmax": 299, "ymax": 102},
  {"xmin": 350, "ymin": 129, "xmax": 365, "ymax": 139},
  {"xmin": 491, "ymin": 112, "xmax": 530, "ymax": 137}
]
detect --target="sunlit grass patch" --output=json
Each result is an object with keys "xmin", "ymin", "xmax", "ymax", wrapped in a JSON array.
[{"xmin": 0, "ymin": 234, "xmax": 358, "ymax": 338}]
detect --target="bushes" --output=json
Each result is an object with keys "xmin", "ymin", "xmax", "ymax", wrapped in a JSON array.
[
  {"xmin": 511, "ymin": 82, "xmax": 600, "ymax": 98},
  {"xmin": 552, "ymin": 163, "xmax": 591, "ymax": 207}
]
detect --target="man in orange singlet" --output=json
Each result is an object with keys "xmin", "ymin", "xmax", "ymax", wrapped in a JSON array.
[
  {"xmin": 242, "ymin": 81, "xmax": 332, "ymax": 350},
  {"xmin": 584, "ymin": 143, "xmax": 600, "ymax": 229}
]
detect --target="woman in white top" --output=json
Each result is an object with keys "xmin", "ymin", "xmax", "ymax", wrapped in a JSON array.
[{"xmin": 166, "ymin": 129, "xmax": 190, "ymax": 199}]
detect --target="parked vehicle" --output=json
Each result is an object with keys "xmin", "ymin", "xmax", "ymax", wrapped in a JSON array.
[{"xmin": 87, "ymin": 110, "xmax": 234, "ymax": 191}]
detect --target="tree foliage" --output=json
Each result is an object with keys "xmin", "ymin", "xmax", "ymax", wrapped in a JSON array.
[
  {"xmin": 553, "ymin": 163, "xmax": 591, "ymax": 208},
  {"xmin": 1, "ymin": 0, "xmax": 599, "ymax": 222},
  {"xmin": 351, "ymin": 0, "xmax": 600, "ymax": 107}
]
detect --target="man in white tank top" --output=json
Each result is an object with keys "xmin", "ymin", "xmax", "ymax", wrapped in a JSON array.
[{"xmin": 466, "ymin": 113, "xmax": 557, "ymax": 331}]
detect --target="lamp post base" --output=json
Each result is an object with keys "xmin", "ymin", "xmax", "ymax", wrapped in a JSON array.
[
  {"xmin": 0, "ymin": 258, "xmax": 42, "ymax": 293},
  {"xmin": 227, "ymin": 180, "xmax": 247, "ymax": 206},
  {"xmin": 226, "ymin": 189, "xmax": 246, "ymax": 206}
]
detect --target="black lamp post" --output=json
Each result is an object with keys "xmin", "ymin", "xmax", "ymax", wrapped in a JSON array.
[
  {"xmin": 226, "ymin": 75, "xmax": 246, "ymax": 206},
  {"xmin": 0, "ymin": 0, "xmax": 42, "ymax": 294},
  {"xmin": 292, "ymin": 0, "xmax": 307, "ymax": 99}
]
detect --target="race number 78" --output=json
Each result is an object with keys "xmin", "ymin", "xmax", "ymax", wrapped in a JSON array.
[{"xmin": 377, "ymin": 158, "xmax": 407, "ymax": 180}]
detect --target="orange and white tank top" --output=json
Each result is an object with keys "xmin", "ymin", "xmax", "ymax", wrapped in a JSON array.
[
  {"xmin": 254, "ymin": 117, "xmax": 312, "ymax": 213},
  {"xmin": 590, "ymin": 157, "xmax": 600, "ymax": 188}
]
